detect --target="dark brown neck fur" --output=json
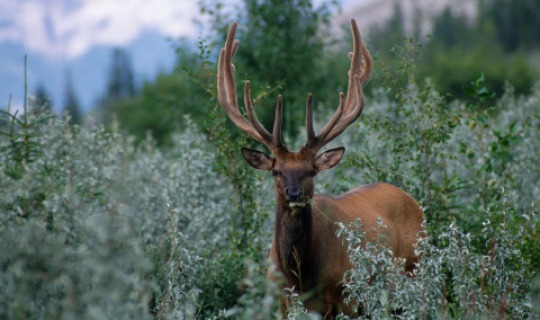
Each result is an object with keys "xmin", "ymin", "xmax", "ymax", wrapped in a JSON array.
[{"xmin": 274, "ymin": 197, "xmax": 314, "ymax": 291}]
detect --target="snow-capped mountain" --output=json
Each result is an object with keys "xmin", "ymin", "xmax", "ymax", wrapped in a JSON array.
[{"xmin": 0, "ymin": 0, "xmax": 200, "ymax": 113}]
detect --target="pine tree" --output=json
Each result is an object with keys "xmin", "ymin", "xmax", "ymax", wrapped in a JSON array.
[
  {"xmin": 105, "ymin": 48, "xmax": 136, "ymax": 101},
  {"xmin": 480, "ymin": 0, "xmax": 540, "ymax": 51},
  {"xmin": 63, "ymin": 71, "xmax": 82, "ymax": 125},
  {"xmin": 96, "ymin": 48, "xmax": 137, "ymax": 124},
  {"xmin": 34, "ymin": 83, "xmax": 53, "ymax": 113},
  {"xmin": 368, "ymin": 1, "xmax": 406, "ymax": 52}
]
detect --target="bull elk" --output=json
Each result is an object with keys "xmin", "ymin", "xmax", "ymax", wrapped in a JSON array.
[{"xmin": 216, "ymin": 19, "xmax": 425, "ymax": 318}]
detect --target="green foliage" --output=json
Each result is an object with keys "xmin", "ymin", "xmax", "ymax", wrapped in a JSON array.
[
  {"xmin": 102, "ymin": 45, "xmax": 214, "ymax": 145},
  {"xmin": 94, "ymin": 0, "xmax": 540, "ymax": 147},
  {"xmin": 218, "ymin": 262, "xmax": 281, "ymax": 319},
  {"xmin": 200, "ymin": 0, "xmax": 340, "ymax": 141},
  {"xmin": 337, "ymin": 208, "xmax": 535, "ymax": 319},
  {"xmin": 1, "ymin": 74, "xmax": 538, "ymax": 319},
  {"xmin": 367, "ymin": 2, "xmax": 406, "ymax": 62},
  {"xmin": 0, "ymin": 108, "xmax": 155, "ymax": 318},
  {"xmin": 196, "ymin": 55, "xmax": 276, "ymax": 317},
  {"xmin": 0, "ymin": 98, "xmax": 233, "ymax": 317},
  {"xmin": 95, "ymin": 48, "xmax": 137, "ymax": 125},
  {"xmin": 2, "ymin": 4, "xmax": 540, "ymax": 317},
  {"xmin": 367, "ymin": 1, "xmax": 538, "ymax": 99},
  {"xmin": 97, "ymin": 0, "xmax": 343, "ymax": 145},
  {"xmin": 34, "ymin": 83, "xmax": 53, "ymax": 112},
  {"xmin": 418, "ymin": 37, "xmax": 534, "ymax": 99},
  {"xmin": 63, "ymin": 71, "xmax": 83, "ymax": 125},
  {"xmin": 479, "ymin": 0, "xmax": 540, "ymax": 52},
  {"xmin": 0, "ymin": 58, "xmax": 56, "ymax": 182},
  {"xmin": 322, "ymin": 39, "xmax": 540, "ymax": 269},
  {"xmin": 104, "ymin": 48, "xmax": 137, "ymax": 101}
]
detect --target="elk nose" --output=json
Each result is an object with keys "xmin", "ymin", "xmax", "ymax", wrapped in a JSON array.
[{"xmin": 285, "ymin": 186, "xmax": 303, "ymax": 200}]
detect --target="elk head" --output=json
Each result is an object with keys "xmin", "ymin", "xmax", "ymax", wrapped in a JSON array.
[{"xmin": 217, "ymin": 19, "xmax": 372, "ymax": 209}]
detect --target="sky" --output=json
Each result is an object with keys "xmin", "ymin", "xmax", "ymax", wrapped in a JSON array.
[
  {"xmin": 0, "ymin": 0, "xmax": 202, "ymax": 60},
  {"xmin": 0, "ymin": 0, "xmax": 359, "ymax": 113}
]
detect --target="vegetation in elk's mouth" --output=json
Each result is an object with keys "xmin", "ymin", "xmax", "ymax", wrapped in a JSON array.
[{"xmin": 288, "ymin": 202, "xmax": 307, "ymax": 209}]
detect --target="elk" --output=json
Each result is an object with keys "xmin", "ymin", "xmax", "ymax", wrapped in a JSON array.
[{"xmin": 216, "ymin": 19, "xmax": 425, "ymax": 318}]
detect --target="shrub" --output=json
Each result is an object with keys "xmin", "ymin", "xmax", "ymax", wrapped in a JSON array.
[
  {"xmin": 0, "ymin": 103, "xmax": 232, "ymax": 318},
  {"xmin": 1, "ymin": 39, "xmax": 538, "ymax": 318},
  {"xmin": 337, "ymin": 203, "xmax": 536, "ymax": 319}
]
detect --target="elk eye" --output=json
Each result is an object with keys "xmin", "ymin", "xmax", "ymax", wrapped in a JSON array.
[{"xmin": 270, "ymin": 169, "xmax": 279, "ymax": 176}]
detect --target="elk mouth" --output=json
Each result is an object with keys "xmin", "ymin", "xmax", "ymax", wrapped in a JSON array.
[{"xmin": 288, "ymin": 200, "xmax": 307, "ymax": 209}]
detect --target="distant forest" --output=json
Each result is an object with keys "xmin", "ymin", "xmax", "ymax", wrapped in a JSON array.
[{"xmin": 41, "ymin": 0, "xmax": 540, "ymax": 144}]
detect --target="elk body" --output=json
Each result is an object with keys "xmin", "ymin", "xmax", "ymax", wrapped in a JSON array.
[{"xmin": 217, "ymin": 20, "xmax": 425, "ymax": 318}]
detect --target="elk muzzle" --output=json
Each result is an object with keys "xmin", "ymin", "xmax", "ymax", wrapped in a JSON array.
[{"xmin": 285, "ymin": 186, "xmax": 307, "ymax": 208}]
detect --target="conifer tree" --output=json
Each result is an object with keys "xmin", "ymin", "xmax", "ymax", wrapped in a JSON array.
[{"xmin": 63, "ymin": 71, "xmax": 82, "ymax": 125}]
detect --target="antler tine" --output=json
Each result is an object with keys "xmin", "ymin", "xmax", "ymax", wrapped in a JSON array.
[
  {"xmin": 272, "ymin": 95, "xmax": 283, "ymax": 147},
  {"xmin": 244, "ymin": 80, "xmax": 273, "ymax": 142},
  {"xmin": 305, "ymin": 93, "xmax": 315, "ymax": 143},
  {"xmin": 217, "ymin": 22, "xmax": 277, "ymax": 149},
  {"xmin": 358, "ymin": 41, "xmax": 373, "ymax": 86},
  {"xmin": 306, "ymin": 93, "xmax": 345, "ymax": 148},
  {"xmin": 308, "ymin": 18, "xmax": 372, "ymax": 151}
]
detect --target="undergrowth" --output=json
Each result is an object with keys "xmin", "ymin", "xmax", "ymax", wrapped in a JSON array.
[{"xmin": 0, "ymin": 43, "xmax": 538, "ymax": 318}]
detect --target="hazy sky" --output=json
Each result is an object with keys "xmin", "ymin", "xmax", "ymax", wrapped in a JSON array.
[
  {"xmin": 0, "ymin": 0, "xmax": 201, "ymax": 59},
  {"xmin": 0, "ymin": 0, "xmax": 363, "ymax": 113},
  {"xmin": 0, "ymin": 0, "xmax": 359, "ymax": 60}
]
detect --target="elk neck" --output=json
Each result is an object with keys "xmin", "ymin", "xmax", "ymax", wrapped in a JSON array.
[{"xmin": 274, "ymin": 194, "xmax": 314, "ymax": 291}]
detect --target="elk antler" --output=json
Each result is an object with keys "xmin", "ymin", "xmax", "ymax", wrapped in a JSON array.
[
  {"xmin": 305, "ymin": 19, "xmax": 372, "ymax": 151},
  {"xmin": 217, "ymin": 22, "xmax": 284, "ymax": 152}
]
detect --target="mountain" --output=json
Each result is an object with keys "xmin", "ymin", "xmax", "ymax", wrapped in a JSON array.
[
  {"xmin": 0, "ymin": 31, "xmax": 177, "ymax": 114},
  {"xmin": 1, "ymin": 0, "xmax": 476, "ymax": 115},
  {"xmin": 0, "ymin": 0, "xmax": 200, "ymax": 114}
]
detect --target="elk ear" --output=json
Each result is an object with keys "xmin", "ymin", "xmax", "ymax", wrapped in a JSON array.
[
  {"xmin": 241, "ymin": 148, "xmax": 274, "ymax": 170},
  {"xmin": 315, "ymin": 147, "xmax": 345, "ymax": 171}
]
